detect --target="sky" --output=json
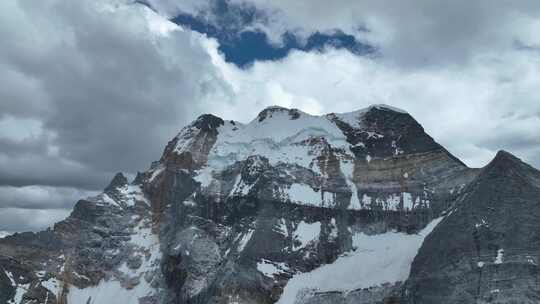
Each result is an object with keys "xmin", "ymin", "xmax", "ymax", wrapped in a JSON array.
[{"xmin": 1, "ymin": 0, "xmax": 540, "ymax": 234}]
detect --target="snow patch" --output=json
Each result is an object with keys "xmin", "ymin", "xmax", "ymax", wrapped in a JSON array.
[
  {"xmin": 278, "ymin": 217, "xmax": 443, "ymax": 304},
  {"xmin": 275, "ymin": 218, "xmax": 289, "ymax": 236},
  {"xmin": 475, "ymin": 219, "xmax": 489, "ymax": 228},
  {"xmin": 293, "ymin": 221, "xmax": 321, "ymax": 250},
  {"xmin": 494, "ymin": 249, "xmax": 504, "ymax": 264},
  {"xmin": 287, "ymin": 184, "xmax": 322, "ymax": 207},
  {"xmin": 67, "ymin": 279, "xmax": 153, "ymax": 304},
  {"xmin": 173, "ymin": 124, "xmax": 202, "ymax": 155},
  {"xmin": 117, "ymin": 184, "xmax": 149, "ymax": 206},
  {"xmin": 349, "ymin": 193, "xmax": 420, "ymax": 211},
  {"xmin": 183, "ymin": 198, "xmax": 197, "ymax": 207},
  {"xmin": 42, "ymin": 277, "xmax": 61, "ymax": 296},
  {"xmin": 194, "ymin": 166, "xmax": 214, "ymax": 188},
  {"xmin": 402, "ymin": 192, "xmax": 414, "ymax": 210},
  {"xmin": 229, "ymin": 174, "xmax": 255, "ymax": 197},
  {"xmin": 237, "ymin": 230, "xmax": 254, "ymax": 252},
  {"xmin": 341, "ymin": 160, "xmax": 361, "ymax": 210},
  {"xmin": 329, "ymin": 218, "xmax": 338, "ymax": 239},
  {"xmin": 100, "ymin": 193, "xmax": 117, "ymax": 205},
  {"xmin": 148, "ymin": 166, "xmax": 164, "ymax": 182},
  {"xmin": 257, "ymin": 259, "xmax": 289, "ymax": 278},
  {"xmin": 5, "ymin": 271, "xmax": 29, "ymax": 304}
]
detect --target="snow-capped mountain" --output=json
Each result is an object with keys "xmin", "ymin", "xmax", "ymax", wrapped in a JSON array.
[{"xmin": 1, "ymin": 105, "xmax": 539, "ymax": 304}]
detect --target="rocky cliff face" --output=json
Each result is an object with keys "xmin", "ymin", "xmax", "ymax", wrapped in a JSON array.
[
  {"xmin": 1, "ymin": 104, "xmax": 536, "ymax": 304},
  {"xmin": 402, "ymin": 151, "xmax": 540, "ymax": 304}
]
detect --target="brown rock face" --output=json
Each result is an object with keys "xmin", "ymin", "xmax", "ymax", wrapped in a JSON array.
[
  {"xmin": 161, "ymin": 114, "xmax": 223, "ymax": 171},
  {"xmin": 150, "ymin": 114, "xmax": 225, "ymax": 226},
  {"xmin": 353, "ymin": 149, "xmax": 472, "ymax": 192}
]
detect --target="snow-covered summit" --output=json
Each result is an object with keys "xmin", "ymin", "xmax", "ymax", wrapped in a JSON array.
[
  {"xmin": 150, "ymin": 102, "xmax": 466, "ymax": 215},
  {"xmin": 174, "ymin": 104, "xmax": 410, "ymax": 148},
  {"xmin": 251, "ymin": 104, "xmax": 408, "ymax": 126},
  {"xmin": 165, "ymin": 104, "xmax": 431, "ymax": 173}
]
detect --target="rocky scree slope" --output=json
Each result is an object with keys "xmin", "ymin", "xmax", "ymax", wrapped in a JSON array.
[{"xmin": 1, "ymin": 104, "xmax": 536, "ymax": 304}]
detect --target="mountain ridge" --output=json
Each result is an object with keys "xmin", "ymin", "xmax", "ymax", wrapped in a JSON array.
[{"xmin": 1, "ymin": 105, "xmax": 538, "ymax": 304}]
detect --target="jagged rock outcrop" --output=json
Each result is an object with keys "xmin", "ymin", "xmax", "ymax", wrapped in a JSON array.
[
  {"xmin": 1, "ymin": 104, "xmax": 536, "ymax": 304},
  {"xmin": 0, "ymin": 175, "xmax": 162, "ymax": 304}
]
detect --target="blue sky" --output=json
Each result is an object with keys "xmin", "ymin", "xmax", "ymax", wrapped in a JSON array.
[
  {"xmin": 142, "ymin": 0, "xmax": 375, "ymax": 67},
  {"xmin": 173, "ymin": 18, "xmax": 375, "ymax": 67}
]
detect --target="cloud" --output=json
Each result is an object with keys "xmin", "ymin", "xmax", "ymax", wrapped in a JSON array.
[
  {"xmin": 0, "ymin": 0, "xmax": 233, "ymax": 232},
  {"xmin": 0, "ymin": 185, "xmax": 96, "ymax": 210},
  {"xmin": 0, "ymin": 0, "xmax": 231, "ymax": 189},
  {"xmin": 202, "ymin": 39, "xmax": 540, "ymax": 169},
  {"xmin": 0, "ymin": 184, "xmax": 95, "ymax": 233},
  {"xmin": 0, "ymin": 208, "xmax": 71, "ymax": 233},
  {"xmin": 158, "ymin": 0, "xmax": 540, "ymax": 68},
  {"xmin": 241, "ymin": 1, "xmax": 540, "ymax": 65}
]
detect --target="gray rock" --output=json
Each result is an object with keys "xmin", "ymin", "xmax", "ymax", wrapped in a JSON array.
[
  {"xmin": 1, "ymin": 106, "xmax": 536, "ymax": 304},
  {"xmin": 402, "ymin": 151, "xmax": 540, "ymax": 304}
]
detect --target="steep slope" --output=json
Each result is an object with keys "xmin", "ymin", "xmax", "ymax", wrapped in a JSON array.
[
  {"xmin": 157, "ymin": 105, "xmax": 472, "ymax": 214},
  {"xmin": 141, "ymin": 105, "xmax": 476, "ymax": 303},
  {"xmin": 402, "ymin": 151, "xmax": 540, "ymax": 303},
  {"xmin": 0, "ymin": 105, "xmax": 481, "ymax": 304}
]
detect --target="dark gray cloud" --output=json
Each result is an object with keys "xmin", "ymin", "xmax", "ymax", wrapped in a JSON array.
[
  {"xmin": 0, "ymin": 208, "xmax": 71, "ymax": 233},
  {"xmin": 0, "ymin": 136, "xmax": 49, "ymax": 158},
  {"xmin": 0, "ymin": 155, "xmax": 109, "ymax": 190},
  {"xmin": 0, "ymin": 186, "xmax": 95, "ymax": 210},
  {"xmin": 0, "ymin": 0, "xmax": 231, "ymax": 232},
  {"xmin": 0, "ymin": 0, "xmax": 228, "ymax": 187}
]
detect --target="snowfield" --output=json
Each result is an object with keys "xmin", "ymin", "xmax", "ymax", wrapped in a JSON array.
[
  {"xmin": 67, "ymin": 279, "xmax": 152, "ymax": 304},
  {"xmin": 179, "ymin": 105, "xmax": 394, "ymax": 174},
  {"xmin": 277, "ymin": 217, "xmax": 444, "ymax": 304}
]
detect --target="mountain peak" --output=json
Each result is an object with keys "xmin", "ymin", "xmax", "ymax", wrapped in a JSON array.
[
  {"xmin": 253, "ymin": 104, "xmax": 408, "ymax": 125},
  {"xmin": 256, "ymin": 105, "xmax": 302, "ymax": 122},
  {"xmin": 493, "ymin": 149, "xmax": 520, "ymax": 162},
  {"xmin": 191, "ymin": 113, "xmax": 225, "ymax": 131},
  {"xmin": 485, "ymin": 150, "xmax": 524, "ymax": 172},
  {"xmin": 365, "ymin": 104, "xmax": 408, "ymax": 114},
  {"xmin": 163, "ymin": 103, "xmax": 462, "ymax": 172},
  {"xmin": 261, "ymin": 105, "xmax": 290, "ymax": 112},
  {"xmin": 105, "ymin": 172, "xmax": 128, "ymax": 192},
  {"xmin": 478, "ymin": 150, "xmax": 540, "ymax": 188}
]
